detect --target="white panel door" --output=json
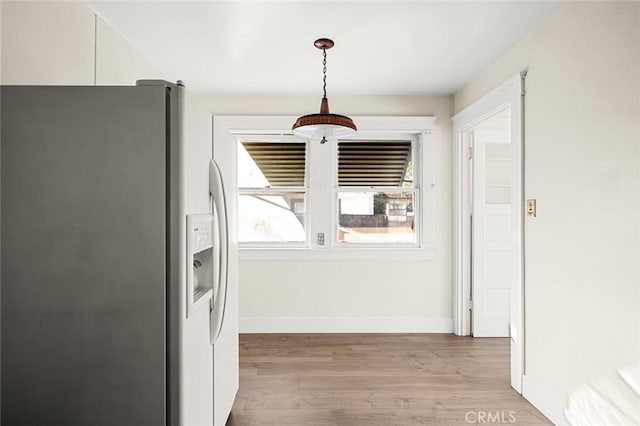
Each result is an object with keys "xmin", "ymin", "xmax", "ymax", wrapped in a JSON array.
[{"xmin": 472, "ymin": 112, "xmax": 514, "ymax": 337}]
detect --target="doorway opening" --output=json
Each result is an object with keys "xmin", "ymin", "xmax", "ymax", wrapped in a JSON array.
[{"xmin": 452, "ymin": 73, "xmax": 525, "ymax": 393}]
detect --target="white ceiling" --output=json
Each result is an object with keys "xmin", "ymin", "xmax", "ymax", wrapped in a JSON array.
[{"xmin": 86, "ymin": 1, "xmax": 562, "ymax": 95}]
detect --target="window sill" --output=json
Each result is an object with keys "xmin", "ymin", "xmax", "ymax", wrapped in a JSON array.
[{"xmin": 239, "ymin": 246, "xmax": 436, "ymax": 261}]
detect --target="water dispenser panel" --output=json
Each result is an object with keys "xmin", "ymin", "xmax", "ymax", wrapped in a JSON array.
[{"xmin": 186, "ymin": 214, "xmax": 215, "ymax": 318}]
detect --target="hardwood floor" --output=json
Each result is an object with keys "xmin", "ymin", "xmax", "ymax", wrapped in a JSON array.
[{"xmin": 227, "ymin": 334, "xmax": 550, "ymax": 426}]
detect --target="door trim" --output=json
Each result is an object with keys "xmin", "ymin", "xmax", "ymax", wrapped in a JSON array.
[{"xmin": 452, "ymin": 73, "xmax": 526, "ymax": 393}]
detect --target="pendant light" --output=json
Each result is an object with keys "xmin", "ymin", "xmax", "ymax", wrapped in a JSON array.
[{"xmin": 292, "ymin": 38, "xmax": 357, "ymax": 144}]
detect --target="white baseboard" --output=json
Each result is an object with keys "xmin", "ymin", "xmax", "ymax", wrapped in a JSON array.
[
  {"xmin": 522, "ymin": 375, "xmax": 568, "ymax": 426},
  {"xmin": 240, "ymin": 316, "xmax": 453, "ymax": 334}
]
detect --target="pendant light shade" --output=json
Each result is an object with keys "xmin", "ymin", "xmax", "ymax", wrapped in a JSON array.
[
  {"xmin": 292, "ymin": 97, "xmax": 357, "ymax": 139},
  {"xmin": 292, "ymin": 38, "xmax": 356, "ymax": 143}
]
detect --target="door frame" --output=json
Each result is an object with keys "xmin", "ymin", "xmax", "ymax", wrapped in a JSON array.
[{"xmin": 452, "ymin": 72, "xmax": 526, "ymax": 393}]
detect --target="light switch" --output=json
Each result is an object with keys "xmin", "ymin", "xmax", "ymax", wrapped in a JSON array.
[{"xmin": 526, "ymin": 199, "xmax": 536, "ymax": 217}]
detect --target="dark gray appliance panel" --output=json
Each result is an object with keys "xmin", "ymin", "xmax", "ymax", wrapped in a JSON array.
[{"xmin": 1, "ymin": 86, "xmax": 168, "ymax": 426}]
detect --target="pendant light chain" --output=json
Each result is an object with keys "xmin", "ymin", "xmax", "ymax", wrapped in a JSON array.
[
  {"xmin": 322, "ymin": 47, "xmax": 327, "ymax": 99},
  {"xmin": 320, "ymin": 47, "xmax": 328, "ymax": 143}
]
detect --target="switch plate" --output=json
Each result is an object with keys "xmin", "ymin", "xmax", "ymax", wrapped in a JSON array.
[
  {"xmin": 317, "ymin": 233, "xmax": 325, "ymax": 245},
  {"xmin": 526, "ymin": 199, "xmax": 537, "ymax": 217}
]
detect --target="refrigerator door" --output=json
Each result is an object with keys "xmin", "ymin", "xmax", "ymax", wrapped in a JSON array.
[
  {"xmin": 209, "ymin": 126, "xmax": 239, "ymax": 425},
  {"xmin": 209, "ymin": 159, "xmax": 229, "ymax": 344},
  {"xmin": 1, "ymin": 86, "xmax": 169, "ymax": 426}
]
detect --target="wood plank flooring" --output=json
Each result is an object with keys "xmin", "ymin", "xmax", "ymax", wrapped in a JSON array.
[{"xmin": 227, "ymin": 334, "xmax": 550, "ymax": 426}]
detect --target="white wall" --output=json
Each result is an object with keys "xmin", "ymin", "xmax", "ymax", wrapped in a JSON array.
[
  {"xmin": 196, "ymin": 94, "xmax": 454, "ymax": 332},
  {"xmin": 455, "ymin": 2, "xmax": 640, "ymax": 423},
  {"xmin": 1, "ymin": 1, "xmax": 5, "ymax": 84},
  {"xmin": 95, "ymin": 16, "xmax": 165, "ymax": 85},
  {"xmin": 1, "ymin": 1, "xmax": 95, "ymax": 84},
  {"xmin": 0, "ymin": 0, "xmax": 164, "ymax": 85}
]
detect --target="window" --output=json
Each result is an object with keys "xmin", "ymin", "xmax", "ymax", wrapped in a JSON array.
[
  {"xmin": 224, "ymin": 115, "xmax": 435, "ymax": 258},
  {"xmin": 336, "ymin": 140, "xmax": 417, "ymax": 245},
  {"xmin": 237, "ymin": 139, "xmax": 308, "ymax": 245}
]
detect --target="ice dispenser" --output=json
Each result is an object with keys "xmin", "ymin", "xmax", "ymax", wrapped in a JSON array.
[{"xmin": 186, "ymin": 214, "xmax": 215, "ymax": 318}]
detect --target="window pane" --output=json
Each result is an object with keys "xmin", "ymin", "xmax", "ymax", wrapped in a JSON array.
[
  {"xmin": 238, "ymin": 141, "xmax": 306, "ymax": 188},
  {"xmin": 238, "ymin": 192, "xmax": 306, "ymax": 243},
  {"xmin": 337, "ymin": 140, "xmax": 413, "ymax": 187},
  {"xmin": 337, "ymin": 191, "xmax": 416, "ymax": 244}
]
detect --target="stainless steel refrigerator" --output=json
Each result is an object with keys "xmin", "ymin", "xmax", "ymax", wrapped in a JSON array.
[{"xmin": 0, "ymin": 81, "xmax": 239, "ymax": 425}]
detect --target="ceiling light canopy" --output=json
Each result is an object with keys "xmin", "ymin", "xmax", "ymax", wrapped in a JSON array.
[{"xmin": 292, "ymin": 38, "xmax": 356, "ymax": 144}]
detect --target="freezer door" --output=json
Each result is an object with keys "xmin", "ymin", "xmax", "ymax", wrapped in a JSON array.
[{"xmin": 1, "ymin": 86, "xmax": 168, "ymax": 426}]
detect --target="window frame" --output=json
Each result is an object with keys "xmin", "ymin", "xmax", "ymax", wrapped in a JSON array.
[{"xmin": 221, "ymin": 115, "xmax": 436, "ymax": 260}]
